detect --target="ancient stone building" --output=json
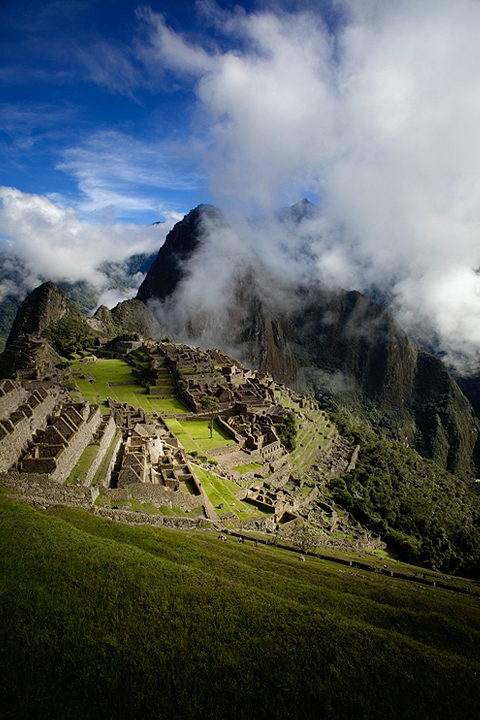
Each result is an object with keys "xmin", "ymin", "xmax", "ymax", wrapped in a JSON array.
[
  {"xmin": 20, "ymin": 401, "xmax": 102, "ymax": 483},
  {"xmin": 0, "ymin": 380, "xmax": 59, "ymax": 472}
]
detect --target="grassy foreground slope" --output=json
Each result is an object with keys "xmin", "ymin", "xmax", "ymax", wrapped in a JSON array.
[{"xmin": 1, "ymin": 492, "xmax": 480, "ymax": 720}]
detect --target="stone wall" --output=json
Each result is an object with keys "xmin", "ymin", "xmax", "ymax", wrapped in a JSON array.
[
  {"xmin": 93, "ymin": 505, "xmax": 209, "ymax": 529},
  {"xmin": 99, "ymin": 430, "xmax": 123, "ymax": 488},
  {"xmin": 0, "ymin": 379, "xmax": 27, "ymax": 420},
  {"xmin": 50, "ymin": 405, "xmax": 102, "ymax": 483},
  {"xmin": 0, "ymin": 471, "xmax": 99, "ymax": 506},
  {"xmin": 21, "ymin": 403, "xmax": 103, "ymax": 483},
  {"xmin": 0, "ymin": 387, "xmax": 58, "ymax": 472},
  {"xmin": 84, "ymin": 415, "xmax": 116, "ymax": 486},
  {"xmin": 104, "ymin": 482, "xmax": 204, "ymax": 511}
]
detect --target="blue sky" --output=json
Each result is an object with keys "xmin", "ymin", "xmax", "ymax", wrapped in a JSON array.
[
  {"xmin": 0, "ymin": 0, "xmax": 217, "ymax": 223},
  {"xmin": 0, "ymin": 0, "xmax": 336, "ymax": 223},
  {"xmin": 2, "ymin": 0, "xmax": 480, "ymax": 371}
]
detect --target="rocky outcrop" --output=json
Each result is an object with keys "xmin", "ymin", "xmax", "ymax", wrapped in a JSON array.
[
  {"xmin": 89, "ymin": 299, "xmax": 166, "ymax": 339},
  {"xmin": 6, "ymin": 282, "xmax": 70, "ymax": 344},
  {"xmin": 137, "ymin": 204, "xmax": 226, "ymax": 303}
]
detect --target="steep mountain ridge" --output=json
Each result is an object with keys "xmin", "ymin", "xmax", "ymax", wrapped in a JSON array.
[
  {"xmin": 137, "ymin": 205, "xmax": 224, "ymax": 303},
  {"xmin": 137, "ymin": 203, "xmax": 480, "ymax": 478},
  {"xmin": 0, "ymin": 249, "xmax": 158, "ymax": 353}
]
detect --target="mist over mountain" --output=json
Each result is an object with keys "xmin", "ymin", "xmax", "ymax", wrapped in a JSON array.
[{"xmin": 138, "ymin": 203, "xmax": 480, "ymax": 479}]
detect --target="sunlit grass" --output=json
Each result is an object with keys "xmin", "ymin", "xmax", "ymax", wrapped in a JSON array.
[
  {"xmin": 233, "ymin": 462, "xmax": 263, "ymax": 474},
  {"xmin": 65, "ymin": 445, "xmax": 99, "ymax": 484},
  {"xmin": 194, "ymin": 465, "xmax": 262, "ymax": 520},
  {"xmin": 165, "ymin": 418, "xmax": 237, "ymax": 453},
  {"xmin": 69, "ymin": 358, "xmax": 189, "ymax": 414}
]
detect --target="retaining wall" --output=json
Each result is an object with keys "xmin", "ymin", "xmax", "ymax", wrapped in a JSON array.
[
  {"xmin": 0, "ymin": 380, "xmax": 26, "ymax": 420},
  {"xmin": 93, "ymin": 506, "xmax": 209, "ymax": 528},
  {"xmin": 50, "ymin": 406, "xmax": 103, "ymax": 483},
  {"xmin": 84, "ymin": 416, "xmax": 117, "ymax": 486},
  {"xmin": 0, "ymin": 389, "xmax": 58, "ymax": 472},
  {"xmin": 0, "ymin": 471, "xmax": 99, "ymax": 506},
  {"xmin": 104, "ymin": 482, "xmax": 204, "ymax": 511}
]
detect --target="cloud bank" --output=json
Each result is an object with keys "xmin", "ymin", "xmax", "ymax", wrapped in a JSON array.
[
  {"xmin": 139, "ymin": 0, "xmax": 480, "ymax": 373},
  {"xmin": 0, "ymin": 186, "xmax": 178, "ymax": 307}
]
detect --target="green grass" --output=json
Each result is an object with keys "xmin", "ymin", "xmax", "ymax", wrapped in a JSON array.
[
  {"xmin": 92, "ymin": 429, "xmax": 122, "ymax": 487},
  {"xmin": 165, "ymin": 418, "xmax": 237, "ymax": 454},
  {"xmin": 233, "ymin": 462, "xmax": 262, "ymax": 474},
  {"xmin": 69, "ymin": 358, "xmax": 189, "ymax": 414},
  {"xmin": 1, "ymin": 492, "xmax": 480, "ymax": 720},
  {"xmin": 193, "ymin": 465, "xmax": 265, "ymax": 520},
  {"xmin": 65, "ymin": 444, "xmax": 99, "ymax": 484}
]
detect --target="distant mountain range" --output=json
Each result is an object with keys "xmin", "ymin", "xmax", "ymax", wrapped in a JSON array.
[{"xmin": 0, "ymin": 251, "xmax": 157, "ymax": 353}]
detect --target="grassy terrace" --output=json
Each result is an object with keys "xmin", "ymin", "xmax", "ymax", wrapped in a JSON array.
[
  {"xmin": 193, "ymin": 465, "xmax": 266, "ymax": 520},
  {"xmin": 69, "ymin": 358, "xmax": 189, "ymax": 414},
  {"xmin": 165, "ymin": 418, "xmax": 237, "ymax": 455},
  {"xmin": 94, "ymin": 494, "xmax": 205, "ymax": 517},
  {"xmin": 1, "ymin": 491, "xmax": 480, "ymax": 720},
  {"xmin": 92, "ymin": 428, "xmax": 122, "ymax": 487},
  {"xmin": 287, "ymin": 405, "xmax": 335, "ymax": 470},
  {"xmin": 232, "ymin": 461, "xmax": 262, "ymax": 474},
  {"xmin": 65, "ymin": 444, "xmax": 99, "ymax": 485}
]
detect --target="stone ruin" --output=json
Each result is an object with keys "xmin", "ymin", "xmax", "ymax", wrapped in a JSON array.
[
  {"xmin": 0, "ymin": 379, "xmax": 58, "ymax": 473},
  {"xmin": 0, "ymin": 378, "xmax": 117, "ymax": 488},
  {"xmin": 106, "ymin": 399, "xmax": 205, "ymax": 515},
  {"xmin": 0, "ymin": 342, "xmax": 369, "ymax": 543}
]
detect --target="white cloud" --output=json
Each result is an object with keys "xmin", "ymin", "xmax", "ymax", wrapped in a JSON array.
[
  {"xmin": 0, "ymin": 186, "xmax": 176, "ymax": 303},
  {"xmin": 142, "ymin": 0, "xmax": 480, "ymax": 372},
  {"xmin": 57, "ymin": 130, "xmax": 199, "ymax": 217}
]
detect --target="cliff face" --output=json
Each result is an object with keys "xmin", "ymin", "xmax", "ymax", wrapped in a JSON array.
[
  {"xmin": 137, "ymin": 205, "xmax": 226, "ymax": 303},
  {"xmin": 137, "ymin": 204, "xmax": 480, "ymax": 478}
]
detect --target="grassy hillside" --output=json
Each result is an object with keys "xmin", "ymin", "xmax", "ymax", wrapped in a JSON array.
[{"xmin": 1, "ymin": 491, "xmax": 480, "ymax": 720}]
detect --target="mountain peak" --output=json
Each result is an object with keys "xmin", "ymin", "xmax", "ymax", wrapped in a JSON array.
[
  {"xmin": 137, "ymin": 204, "xmax": 227, "ymax": 304},
  {"xmin": 278, "ymin": 198, "xmax": 320, "ymax": 224}
]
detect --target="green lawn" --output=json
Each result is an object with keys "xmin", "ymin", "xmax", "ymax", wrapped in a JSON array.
[
  {"xmin": 233, "ymin": 461, "xmax": 262, "ymax": 474},
  {"xmin": 165, "ymin": 418, "xmax": 237, "ymax": 454},
  {"xmin": 193, "ymin": 465, "xmax": 264, "ymax": 520},
  {"xmin": 1, "ymin": 492, "xmax": 480, "ymax": 720},
  {"xmin": 65, "ymin": 444, "xmax": 99, "ymax": 484},
  {"xmin": 69, "ymin": 358, "xmax": 189, "ymax": 414}
]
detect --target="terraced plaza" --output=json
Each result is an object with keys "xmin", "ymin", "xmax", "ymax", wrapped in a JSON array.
[{"xmin": 1, "ymin": 340, "xmax": 365, "ymax": 545}]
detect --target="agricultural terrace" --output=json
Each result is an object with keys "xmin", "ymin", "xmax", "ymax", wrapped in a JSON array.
[
  {"xmin": 68, "ymin": 358, "xmax": 188, "ymax": 415},
  {"xmin": 276, "ymin": 391, "xmax": 335, "ymax": 470},
  {"xmin": 193, "ymin": 465, "xmax": 272, "ymax": 520}
]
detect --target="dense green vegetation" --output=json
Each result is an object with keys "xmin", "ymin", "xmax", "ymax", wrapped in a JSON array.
[
  {"xmin": 45, "ymin": 304, "xmax": 98, "ymax": 356},
  {"xmin": 273, "ymin": 409, "xmax": 297, "ymax": 451},
  {"xmin": 408, "ymin": 350, "xmax": 480, "ymax": 479},
  {"xmin": 1, "ymin": 492, "xmax": 480, "ymax": 720},
  {"xmin": 331, "ymin": 413, "xmax": 480, "ymax": 577}
]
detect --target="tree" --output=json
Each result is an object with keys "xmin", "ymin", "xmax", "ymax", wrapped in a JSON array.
[{"xmin": 200, "ymin": 397, "xmax": 220, "ymax": 438}]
